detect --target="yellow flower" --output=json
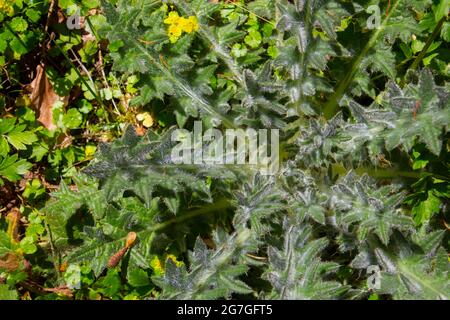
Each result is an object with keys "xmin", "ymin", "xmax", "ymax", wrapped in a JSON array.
[
  {"xmin": 166, "ymin": 254, "xmax": 184, "ymax": 267},
  {"xmin": 168, "ymin": 35, "xmax": 179, "ymax": 43},
  {"xmin": 136, "ymin": 112, "xmax": 154, "ymax": 128},
  {"xmin": 150, "ymin": 254, "xmax": 184, "ymax": 276},
  {"xmin": 150, "ymin": 256, "xmax": 165, "ymax": 276},
  {"xmin": 163, "ymin": 11, "xmax": 180, "ymax": 25},
  {"xmin": 164, "ymin": 11, "xmax": 199, "ymax": 43},
  {"xmin": 85, "ymin": 145, "xmax": 97, "ymax": 158},
  {"xmin": 167, "ymin": 23, "xmax": 183, "ymax": 38},
  {"xmin": 0, "ymin": 0, "xmax": 14, "ymax": 15},
  {"xmin": 181, "ymin": 16, "xmax": 199, "ymax": 33}
]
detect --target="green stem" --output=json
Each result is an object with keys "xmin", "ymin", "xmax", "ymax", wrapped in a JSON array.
[
  {"xmin": 79, "ymin": 198, "xmax": 230, "ymax": 251},
  {"xmin": 405, "ymin": 16, "xmax": 446, "ymax": 76},
  {"xmin": 323, "ymin": 0, "xmax": 401, "ymax": 119},
  {"xmin": 294, "ymin": 0, "xmax": 311, "ymax": 115},
  {"xmin": 275, "ymin": 0, "xmax": 283, "ymax": 46},
  {"xmin": 354, "ymin": 167, "xmax": 448, "ymax": 181},
  {"xmin": 152, "ymin": 197, "xmax": 231, "ymax": 232}
]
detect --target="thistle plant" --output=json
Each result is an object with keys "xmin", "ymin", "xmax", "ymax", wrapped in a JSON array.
[{"xmin": 2, "ymin": 0, "xmax": 447, "ymax": 300}]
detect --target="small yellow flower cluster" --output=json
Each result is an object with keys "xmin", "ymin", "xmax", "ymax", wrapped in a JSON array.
[
  {"xmin": 136, "ymin": 112, "xmax": 154, "ymax": 128},
  {"xmin": 0, "ymin": 0, "xmax": 14, "ymax": 15},
  {"xmin": 150, "ymin": 254, "xmax": 184, "ymax": 276},
  {"xmin": 164, "ymin": 11, "xmax": 199, "ymax": 43}
]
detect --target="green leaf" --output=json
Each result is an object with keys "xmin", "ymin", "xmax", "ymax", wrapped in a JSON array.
[
  {"xmin": 6, "ymin": 131, "xmax": 38, "ymax": 150},
  {"xmin": 380, "ymin": 70, "xmax": 449, "ymax": 156},
  {"xmin": 109, "ymin": 40, "xmax": 124, "ymax": 52},
  {"xmin": 374, "ymin": 241, "xmax": 449, "ymax": 300},
  {"xmin": 265, "ymin": 219, "xmax": 347, "ymax": 299},
  {"xmin": 0, "ymin": 285, "xmax": 18, "ymax": 300},
  {"xmin": 25, "ymin": 9, "xmax": 41, "ymax": 23},
  {"xmin": 399, "ymin": 43, "xmax": 413, "ymax": 58},
  {"xmin": 423, "ymin": 53, "xmax": 439, "ymax": 66},
  {"xmin": 59, "ymin": 0, "xmax": 76, "ymax": 9},
  {"xmin": 0, "ymin": 155, "xmax": 32, "ymax": 182},
  {"xmin": 218, "ymin": 274, "xmax": 253, "ymax": 294},
  {"xmin": 244, "ymin": 29, "xmax": 262, "ymax": 49},
  {"xmin": 82, "ymin": 0, "xmax": 100, "ymax": 10},
  {"xmin": 231, "ymin": 43, "xmax": 248, "ymax": 58},
  {"xmin": 441, "ymin": 22, "xmax": 450, "ymax": 42},
  {"xmin": 418, "ymin": 115, "xmax": 443, "ymax": 156},
  {"xmin": 127, "ymin": 268, "xmax": 150, "ymax": 287},
  {"xmin": 10, "ymin": 37, "xmax": 28, "ymax": 55},
  {"xmin": 0, "ymin": 117, "xmax": 16, "ymax": 135},
  {"xmin": 63, "ymin": 109, "xmax": 83, "ymax": 129},
  {"xmin": 19, "ymin": 236, "xmax": 37, "ymax": 254},
  {"xmin": 10, "ymin": 17, "xmax": 28, "ymax": 32},
  {"xmin": 99, "ymin": 269, "xmax": 122, "ymax": 297},
  {"xmin": 411, "ymin": 191, "xmax": 441, "ymax": 226},
  {"xmin": 308, "ymin": 205, "xmax": 325, "ymax": 225},
  {"xmin": 64, "ymin": 264, "xmax": 82, "ymax": 289},
  {"xmin": 411, "ymin": 40, "xmax": 425, "ymax": 54},
  {"xmin": 267, "ymin": 45, "xmax": 278, "ymax": 58},
  {"xmin": 163, "ymin": 196, "xmax": 179, "ymax": 214},
  {"xmin": 0, "ymin": 136, "xmax": 9, "ymax": 157},
  {"xmin": 0, "ymin": 230, "xmax": 14, "ymax": 256},
  {"xmin": 0, "ymin": 37, "xmax": 7, "ymax": 53},
  {"xmin": 434, "ymin": 0, "xmax": 449, "ymax": 22}
]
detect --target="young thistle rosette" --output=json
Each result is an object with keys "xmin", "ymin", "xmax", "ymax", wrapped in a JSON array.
[{"xmin": 40, "ymin": 0, "xmax": 450, "ymax": 300}]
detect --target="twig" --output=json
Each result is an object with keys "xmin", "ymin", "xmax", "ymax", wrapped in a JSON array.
[
  {"xmin": 246, "ymin": 253, "xmax": 268, "ymax": 261},
  {"xmin": 44, "ymin": 0, "xmax": 56, "ymax": 34},
  {"xmin": 69, "ymin": 48, "xmax": 98, "ymax": 96},
  {"xmin": 443, "ymin": 219, "xmax": 450, "ymax": 231}
]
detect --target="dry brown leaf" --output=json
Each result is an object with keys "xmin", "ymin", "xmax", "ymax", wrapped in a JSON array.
[
  {"xmin": 44, "ymin": 286, "xmax": 74, "ymax": 298},
  {"xmin": 6, "ymin": 207, "xmax": 21, "ymax": 243},
  {"xmin": 29, "ymin": 64, "xmax": 67, "ymax": 130},
  {"xmin": 0, "ymin": 252, "xmax": 22, "ymax": 272},
  {"xmin": 19, "ymin": 280, "xmax": 73, "ymax": 298}
]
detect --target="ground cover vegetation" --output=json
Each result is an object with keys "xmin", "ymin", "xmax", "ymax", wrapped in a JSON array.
[{"xmin": 0, "ymin": 0, "xmax": 449, "ymax": 300}]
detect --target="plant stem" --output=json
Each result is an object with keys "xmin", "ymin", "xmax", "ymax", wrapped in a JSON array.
[
  {"xmin": 355, "ymin": 167, "xmax": 448, "ymax": 181},
  {"xmin": 151, "ymin": 197, "xmax": 231, "ymax": 232},
  {"xmin": 322, "ymin": 0, "xmax": 401, "ymax": 119},
  {"xmin": 404, "ymin": 15, "xmax": 447, "ymax": 81}
]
